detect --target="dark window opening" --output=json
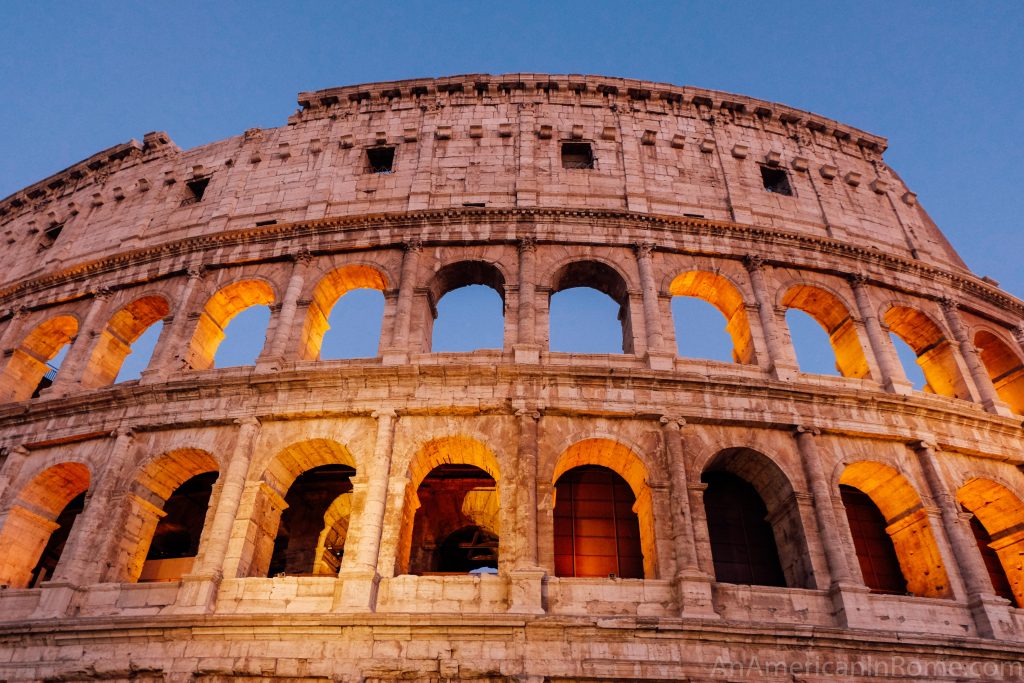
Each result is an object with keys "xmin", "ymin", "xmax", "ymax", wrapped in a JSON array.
[
  {"xmin": 145, "ymin": 472, "xmax": 219, "ymax": 561},
  {"xmin": 30, "ymin": 362, "xmax": 59, "ymax": 398},
  {"xmin": 703, "ymin": 471, "xmax": 786, "ymax": 587},
  {"xmin": 840, "ymin": 485, "xmax": 908, "ymax": 595},
  {"xmin": 437, "ymin": 526, "xmax": 499, "ymax": 573},
  {"xmin": 968, "ymin": 513, "xmax": 1018, "ymax": 607},
  {"xmin": 40, "ymin": 223, "xmax": 64, "ymax": 248},
  {"xmin": 268, "ymin": 464, "xmax": 355, "ymax": 577},
  {"xmin": 760, "ymin": 165, "xmax": 793, "ymax": 195},
  {"xmin": 561, "ymin": 142, "xmax": 594, "ymax": 169},
  {"xmin": 181, "ymin": 177, "xmax": 210, "ymax": 206},
  {"xmin": 367, "ymin": 146, "xmax": 395, "ymax": 174},
  {"xmin": 255, "ymin": 219, "xmax": 278, "ymax": 227},
  {"xmin": 29, "ymin": 492, "xmax": 86, "ymax": 587},
  {"xmin": 554, "ymin": 465, "xmax": 643, "ymax": 579}
]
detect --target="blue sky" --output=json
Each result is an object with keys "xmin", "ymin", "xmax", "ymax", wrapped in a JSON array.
[{"xmin": 1, "ymin": 2, "xmax": 1020, "ymax": 378}]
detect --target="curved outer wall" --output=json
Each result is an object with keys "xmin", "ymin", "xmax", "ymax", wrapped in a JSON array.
[{"xmin": 0, "ymin": 74, "xmax": 1021, "ymax": 681}]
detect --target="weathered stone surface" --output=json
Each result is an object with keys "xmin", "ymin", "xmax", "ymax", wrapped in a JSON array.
[{"xmin": 0, "ymin": 74, "xmax": 1023, "ymax": 681}]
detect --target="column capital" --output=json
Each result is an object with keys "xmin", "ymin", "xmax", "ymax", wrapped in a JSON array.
[
  {"xmin": 634, "ymin": 241, "xmax": 656, "ymax": 258},
  {"xmin": 743, "ymin": 254, "xmax": 765, "ymax": 272},
  {"xmin": 186, "ymin": 264, "xmax": 208, "ymax": 280},
  {"xmin": 403, "ymin": 238, "xmax": 423, "ymax": 253},
  {"xmin": 846, "ymin": 271, "xmax": 870, "ymax": 286},
  {"xmin": 794, "ymin": 425, "xmax": 821, "ymax": 437},
  {"xmin": 517, "ymin": 235, "xmax": 537, "ymax": 253},
  {"xmin": 233, "ymin": 416, "xmax": 261, "ymax": 429},
  {"xmin": 939, "ymin": 295, "xmax": 960, "ymax": 313},
  {"xmin": 372, "ymin": 408, "xmax": 397, "ymax": 420},
  {"xmin": 289, "ymin": 248, "xmax": 315, "ymax": 266},
  {"xmin": 515, "ymin": 407, "xmax": 541, "ymax": 421},
  {"xmin": 659, "ymin": 415, "xmax": 686, "ymax": 430},
  {"xmin": 110, "ymin": 426, "xmax": 134, "ymax": 440},
  {"xmin": 91, "ymin": 286, "xmax": 114, "ymax": 301},
  {"xmin": 911, "ymin": 438, "xmax": 938, "ymax": 453}
]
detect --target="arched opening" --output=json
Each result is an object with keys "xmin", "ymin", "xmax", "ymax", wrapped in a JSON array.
[
  {"xmin": 186, "ymin": 279, "xmax": 275, "ymax": 370},
  {"xmin": 839, "ymin": 461, "xmax": 951, "ymax": 598},
  {"xmin": 553, "ymin": 465, "xmax": 643, "ymax": 579},
  {"xmin": 550, "ymin": 260, "xmax": 633, "ymax": 354},
  {"xmin": 81, "ymin": 295, "xmax": 170, "ymax": 387},
  {"xmin": 0, "ymin": 462, "xmax": 90, "ymax": 588},
  {"xmin": 974, "ymin": 330, "xmax": 1024, "ymax": 414},
  {"xmin": 139, "ymin": 472, "xmax": 218, "ymax": 582},
  {"xmin": 427, "ymin": 260, "xmax": 505, "ymax": 352},
  {"xmin": 268, "ymin": 464, "xmax": 355, "ymax": 577},
  {"xmin": 669, "ymin": 271, "xmax": 755, "ymax": 364},
  {"xmin": 398, "ymin": 436, "xmax": 501, "ymax": 575},
  {"xmin": 408, "ymin": 464, "xmax": 499, "ymax": 574},
  {"xmin": 701, "ymin": 448, "xmax": 813, "ymax": 588},
  {"xmin": 839, "ymin": 485, "xmax": 907, "ymax": 594},
  {"xmin": 884, "ymin": 306, "xmax": 970, "ymax": 399},
  {"xmin": 300, "ymin": 265, "xmax": 388, "ymax": 360},
  {"xmin": 551, "ymin": 438, "xmax": 657, "ymax": 578},
  {"xmin": 957, "ymin": 477, "xmax": 1024, "ymax": 607},
  {"xmin": 782, "ymin": 285, "xmax": 869, "ymax": 378},
  {"xmin": 0, "ymin": 315, "xmax": 78, "ymax": 402},
  {"xmin": 241, "ymin": 439, "xmax": 357, "ymax": 578},
  {"xmin": 112, "ymin": 448, "xmax": 219, "ymax": 583}
]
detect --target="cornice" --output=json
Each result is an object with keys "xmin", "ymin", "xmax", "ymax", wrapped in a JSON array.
[{"xmin": 0, "ymin": 207, "xmax": 1019, "ymax": 320}]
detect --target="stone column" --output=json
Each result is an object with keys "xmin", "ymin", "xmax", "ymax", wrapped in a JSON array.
[
  {"xmin": 33, "ymin": 428, "xmax": 134, "ymax": 618},
  {"xmin": 913, "ymin": 440, "xmax": 1013, "ymax": 639},
  {"xmin": 660, "ymin": 417, "xmax": 717, "ymax": 617},
  {"xmin": 941, "ymin": 298, "xmax": 1011, "ymax": 416},
  {"xmin": 0, "ymin": 444, "xmax": 29, "ymax": 506},
  {"xmin": 848, "ymin": 273, "xmax": 911, "ymax": 395},
  {"xmin": 793, "ymin": 426, "xmax": 873, "ymax": 629},
  {"xmin": 636, "ymin": 243, "xmax": 672, "ymax": 370},
  {"xmin": 514, "ymin": 236, "xmax": 540, "ymax": 363},
  {"xmin": 0, "ymin": 307, "xmax": 25, "ymax": 357},
  {"xmin": 142, "ymin": 265, "xmax": 207, "ymax": 382},
  {"xmin": 743, "ymin": 255, "xmax": 797, "ymax": 380},
  {"xmin": 383, "ymin": 239, "xmax": 421, "ymax": 364},
  {"xmin": 46, "ymin": 287, "xmax": 112, "ymax": 395},
  {"xmin": 336, "ymin": 410, "xmax": 396, "ymax": 611},
  {"xmin": 509, "ymin": 407, "xmax": 544, "ymax": 614},
  {"xmin": 258, "ymin": 251, "xmax": 313, "ymax": 368}
]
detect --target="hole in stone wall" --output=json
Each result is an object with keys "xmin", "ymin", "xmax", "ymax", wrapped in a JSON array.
[
  {"xmin": 113, "ymin": 320, "xmax": 163, "ymax": 383},
  {"xmin": 40, "ymin": 222, "xmax": 64, "ymax": 249},
  {"xmin": 840, "ymin": 484, "xmax": 908, "ymax": 595},
  {"xmin": 760, "ymin": 165, "xmax": 792, "ymax": 195},
  {"xmin": 966, "ymin": 512, "xmax": 1017, "ymax": 606},
  {"xmin": 889, "ymin": 333, "xmax": 928, "ymax": 389},
  {"xmin": 184, "ymin": 177, "xmax": 210, "ymax": 203},
  {"xmin": 30, "ymin": 343, "xmax": 70, "ymax": 398},
  {"xmin": 561, "ymin": 142, "xmax": 594, "ymax": 169},
  {"xmin": 786, "ymin": 308, "xmax": 842, "ymax": 376},
  {"xmin": 431, "ymin": 285, "xmax": 504, "ymax": 352},
  {"xmin": 139, "ymin": 472, "xmax": 218, "ymax": 582},
  {"xmin": 366, "ymin": 146, "xmax": 395, "ymax": 174},
  {"xmin": 212, "ymin": 305, "xmax": 271, "ymax": 368},
  {"xmin": 672, "ymin": 297, "xmax": 735, "ymax": 362}
]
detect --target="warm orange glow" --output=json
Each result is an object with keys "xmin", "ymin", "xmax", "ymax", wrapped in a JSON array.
[
  {"xmin": 0, "ymin": 315, "xmax": 78, "ymax": 401},
  {"xmin": 81, "ymin": 296, "xmax": 170, "ymax": 387},
  {"xmin": 669, "ymin": 271, "xmax": 755, "ymax": 364},
  {"xmin": 186, "ymin": 280, "xmax": 275, "ymax": 370},
  {"xmin": 300, "ymin": 265, "xmax": 388, "ymax": 360},
  {"xmin": 974, "ymin": 331, "xmax": 1024, "ymax": 414},
  {"xmin": 957, "ymin": 477, "xmax": 1024, "ymax": 606},
  {"xmin": 782, "ymin": 285, "xmax": 870, "ymax": 379},
  {"xmin": 840, "ymin": 461, "xmax": 951, "ymax": 598},
  {"xmin": 885, "ymin": 306, "xmax": 970, "ymax": 399}
]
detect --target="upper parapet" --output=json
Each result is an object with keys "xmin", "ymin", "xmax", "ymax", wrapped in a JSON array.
[{"xmin": 296, "ymin": 73, "xmax": 888, "ymax": 152}]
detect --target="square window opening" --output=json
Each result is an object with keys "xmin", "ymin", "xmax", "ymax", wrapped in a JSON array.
[
  {"xmin": 760, "ymin": 166, "xmax": 793, "ymax": 196},
  {"xmin": 40, "ymin": 223, "xmax": 64, "ymax": 248},
  {"xmin": 181, "ymin": 177, "xmax": 210, "ymax": 206},
  {"xmin": 561, "ymin": 142, "xmax": 594, "ymax": 170},
  {"xmin": 367, "ymin": 146, "xmax": 395, "ymax": 174}
]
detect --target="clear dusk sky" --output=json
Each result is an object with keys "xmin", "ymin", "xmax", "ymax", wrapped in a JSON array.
[{"xmin": 1, "ymin": 2, "xmax": 1021, "ymax": 374}]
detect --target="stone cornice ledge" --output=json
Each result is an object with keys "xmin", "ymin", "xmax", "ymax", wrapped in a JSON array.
[{"xmin": 0, "ymin": 208, "xmax": 1019, "ymax": 320}]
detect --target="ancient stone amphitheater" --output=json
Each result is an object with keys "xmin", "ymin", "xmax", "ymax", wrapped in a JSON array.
[{"xmin": 0, "ymin": 73, "xmax": 1022, "ymax": 682}]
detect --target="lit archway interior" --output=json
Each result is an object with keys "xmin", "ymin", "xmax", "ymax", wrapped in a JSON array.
[
  {"xmin": 300, "ymin": 265, "xmax": 388, "ymax": 360},
  {"xmin": 80, "ymin": 295, "xmax": 170, "ymax": 387},
  {"xmin": 669, "ymin": 271, "xmax": 755, "ymax": 364},
  {"xmin": 884, "ymin": 306, "xmax": 970, "ymax": 399},
  {"xmin": 782, "ymin": 285, "xmax": 870, "ymax": 379},
  {"xmin": 186, "ymin": 279, "xmax": 275, "ymax": 370},
  {"xmin": 957, "ymin": 477, "xmax": 1024, "ymax": 607},
  {"xmin": 0, "ymin": 315, "xmax": 78, "ymax": 401}
]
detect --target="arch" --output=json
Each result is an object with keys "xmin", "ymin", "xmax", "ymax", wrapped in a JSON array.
[
  {"xmin": 112, "ymin": 448, "xmax": 219, "ymax": 583},
  {"xmin": 81, "ymin": 295, "xmax": 170, "ymax": 387},
  {"xmin": 398, "ymin": 436, "xmax": 502, "ymax": 575},
  {"xmin": 427, "ymin": 260, "xmax": 507, "ymax": 352},
  {"xmin": 839, "ymin": 461, "xmax": 951, "ymax": 597},
  {"xmin": 0, "ymin": 461, "xmax": 91, "ymax": 588},
  {"xmin": 551, "ymin": 438, "xmax": 657, "ymax": 579},
  {"xmin": 957, "ymin": 477, "xmax": 1024, "ymax": 607},
  {"xmin": 300, "ymin": 264, "xmax": 388, "ymax": 360},
  {"xmin": 701, "ymin": 448, "xmax": 814, "ymax": 588},
  {"xmin": 669, "ymin": 271, "xmax": 755, "ymax": 364},
  {"xmin": 884, "ymin": 305, "xmax": 970, "ymax": 399},
  {"xmin": 0, "ymin": 315, "xmax": 78, "ymax": 402},
  {"xmin": 549, "ymin": 259, "xmax": 633, "ymax": 354},
  {"xmin": 238, "ymin": 438, "xmax": 358, "ymax": 578},
  {"xmin": 782, "ymin": 284, "xmax": 870, "ymax": 378},
  {"xmin": 186, "ymin": 279, "xmax": 275, "ymax": 370},
  {"xmin": 974, "ymin": 330, "xmax": 1024, "ymax": 414}
]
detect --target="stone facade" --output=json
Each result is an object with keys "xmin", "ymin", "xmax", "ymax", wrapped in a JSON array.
[{"xmin": 0, "ymin": 74, "xmax": 1022, "ymax": 681}]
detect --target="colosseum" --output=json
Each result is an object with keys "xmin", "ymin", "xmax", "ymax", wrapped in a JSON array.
[{"xmin": 0, "ymin": 72, "xmax": 1022, "ymax": 682}]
